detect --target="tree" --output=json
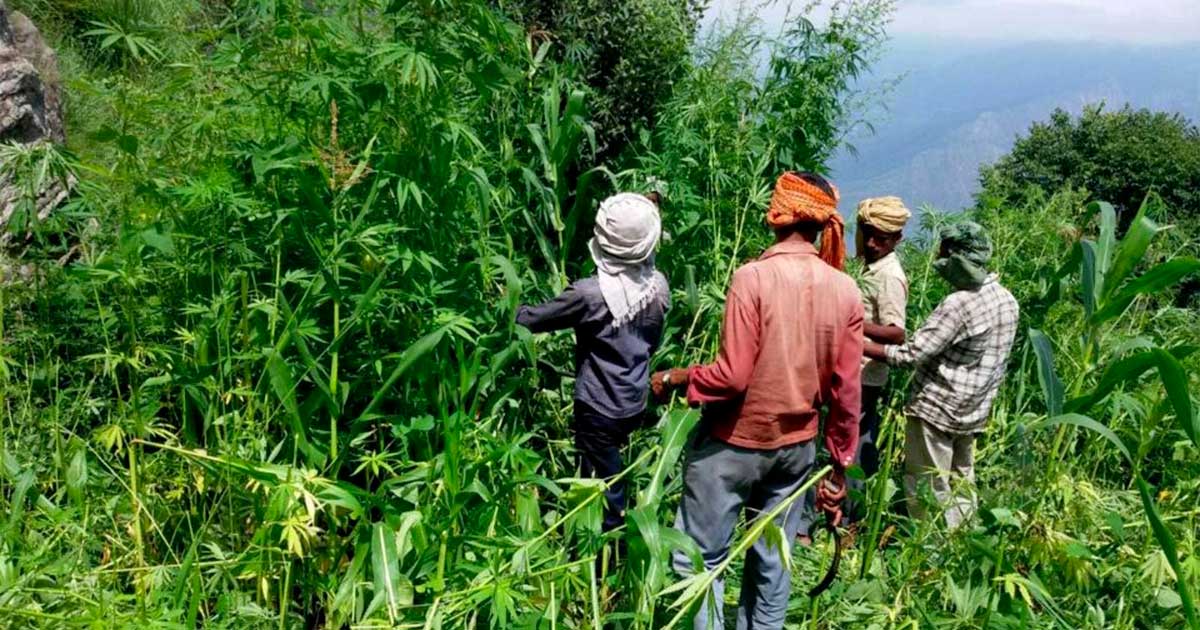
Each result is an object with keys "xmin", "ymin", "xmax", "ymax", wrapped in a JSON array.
[
  {"xmin": 979, "ymin": 105, "xmax": 1200, "ymax": 235},
  {"xmin": 500, "ymin": 0, "xmax": 706, "ymax": 159}
]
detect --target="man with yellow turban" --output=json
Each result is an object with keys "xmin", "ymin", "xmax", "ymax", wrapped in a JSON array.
[
  {"xmin": 794, "ymin": 195, "xmax": 910, "ymax": 540},
  {"xmin": 845, "ymin": 196, "xmax": 911, "ymax": 525},
  {"xmin": 651, "ymin": 172, "xmax": 863, "ymax": 629}
]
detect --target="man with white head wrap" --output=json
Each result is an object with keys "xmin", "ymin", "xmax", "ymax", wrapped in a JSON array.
[{"xmin": 517, "ymin": 192, "xmax": 669, "ymax": 534}]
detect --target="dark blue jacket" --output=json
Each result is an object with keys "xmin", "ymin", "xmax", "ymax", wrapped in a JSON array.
[{"xmin": 517, "ymin": 275, "xmax": 668, "ymax": 418}]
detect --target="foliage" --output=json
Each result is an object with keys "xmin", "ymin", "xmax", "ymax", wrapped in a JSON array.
[
  {"xmin": 1025, "ymin": 197, "xmax": 1200, "ymax": 627},
  {"xmin": 759, "ymin": 0, "xmax": 893, "ymax": 173},
  {"xmin": 13, "ymin": 0, "xmax": 200, "ymax": 68},
  {"xmin": 0, "ymin": 0, "xmax": 1197, "ymax": 628},
  {"xmin": 979, "ymin": 104, "xmax": 1200, "ymax": 237},
  {"xmin": 500, "ymin": 0, "xmax": 707, "ymax": 158}
]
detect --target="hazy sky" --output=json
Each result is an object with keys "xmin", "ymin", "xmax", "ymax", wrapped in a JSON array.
[{"xmin": 708, "ymin": 0, "xmax": 1200, "ymax": 44}]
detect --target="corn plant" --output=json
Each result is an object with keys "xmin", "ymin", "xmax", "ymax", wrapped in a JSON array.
[{"xmin": 1029, "ymin": 198, "xmax": 1200, "ymax": 628}]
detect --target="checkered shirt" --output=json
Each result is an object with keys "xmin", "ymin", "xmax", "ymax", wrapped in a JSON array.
[{"xmin": 884, "ymin": 275, "xmax": 1019, "ymax": 434}]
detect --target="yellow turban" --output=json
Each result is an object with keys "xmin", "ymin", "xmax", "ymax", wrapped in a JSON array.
[{"xmin": 856, "ymin": 196, "xmax": 911, "ymax": 234}]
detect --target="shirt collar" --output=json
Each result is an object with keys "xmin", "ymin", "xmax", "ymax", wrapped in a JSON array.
[
  {"xmin": 866, "ymin": 251, "xmax": 899, "ymax": 272},
  {"xmin": 759, "ymin": 240, "xmax": 818, "ymax": 260}
]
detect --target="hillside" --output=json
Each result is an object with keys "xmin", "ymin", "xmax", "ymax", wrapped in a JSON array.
[
  {"xmin": 831, "ymin": 39, "xmax": 1200, "ymax": 214},
  {"xmin": 0, "ymin": 2, "xmax": 1197, "ymax": 629}
]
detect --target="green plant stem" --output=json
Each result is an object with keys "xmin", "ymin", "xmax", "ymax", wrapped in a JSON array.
[
  {"xmin": 128, "ymin": 441, "xmax": 145, "ymax": 612},
  {"xmin": 279, "ymin": 560, "xmax": 292, "ymax": 630},
  {"xmin": 859, "ymin": 405, "xmax": 900, "ymax": 578}
]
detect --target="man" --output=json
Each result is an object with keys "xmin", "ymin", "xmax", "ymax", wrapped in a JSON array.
[
  {"xmin": 845, "ymin": 196, "xmax": 911, "ymax": 523},
  {"xmin": 653, "ymin": 172, "xmax": 863, "ymax": 630},
  {"xmin": 797, "ymin": 196, "xmax": 911, "ymax": 540},
  {"xmin": 864, "ymin": 221, "xmax": 1018, "ymax": 530},
  {"xmin": 517, "ymin": 192, "xmax": 669, "ymax": 532}
]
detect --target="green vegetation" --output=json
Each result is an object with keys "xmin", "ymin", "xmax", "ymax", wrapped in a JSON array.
[
  {"xmin": 979, "ymin": 105, "xmax": 1200, "ymax": 238},
  {"xmin": 978, "ymin": 105, "xmax": 1200, "ymax": 308},
  {"xmin": 0, "ymin": 1, "xmax": 1197, "ymax": 628}
]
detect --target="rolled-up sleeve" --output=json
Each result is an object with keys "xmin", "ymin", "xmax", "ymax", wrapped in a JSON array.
[
  {"xmin": 884, "ymin": 297, "xmax": 964, "ymax": 367},
  {"xmin": 686, "ymin": 270, "xmax": 760, "ymax": 404},
  {"xmin": 826, "ymin": 296, "xmax": 864, "ymax": 469}
]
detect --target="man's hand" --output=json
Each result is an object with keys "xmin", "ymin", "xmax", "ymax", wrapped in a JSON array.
[
  {"xmin": 863, "ymin": 339, "xmax": 889, "ymax": 361},
  {"xmin": 815, "ymin": 469, "xmax": 848, "ymax": 527},
  {"xmin": 650, "ymin": 367, "xmax": 690, "ymax": 404}
]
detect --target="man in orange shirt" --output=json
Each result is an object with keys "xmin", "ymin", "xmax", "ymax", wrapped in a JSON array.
[{"xmin": 653, "ymin": 172, "xmax": 864, "ymax": 629}]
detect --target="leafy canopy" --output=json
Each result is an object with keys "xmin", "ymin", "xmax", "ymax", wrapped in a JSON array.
[{"xmin": 979, "ymin": 104, "xmax": 1200, "ymax": 235}]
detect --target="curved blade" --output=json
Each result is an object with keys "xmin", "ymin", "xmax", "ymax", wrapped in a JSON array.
[{"xmin": 807, "ymin": 523, "xmax": 843, "ymax": 598}]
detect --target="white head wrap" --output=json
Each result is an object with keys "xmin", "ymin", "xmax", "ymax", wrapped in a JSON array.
[{"xmin": 588, "ymin": 193, "xmax": 667, "ymax": 327}]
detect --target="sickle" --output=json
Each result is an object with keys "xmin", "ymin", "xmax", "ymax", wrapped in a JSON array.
[{"xmin": 807, "ymin": 516, "xmax": 843, "ymax": 598}]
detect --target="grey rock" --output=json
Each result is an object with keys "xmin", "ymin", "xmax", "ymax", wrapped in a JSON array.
[
  {"xmin": 0, "ymin": 0, "xmax": 71, "ymax": 242},
  {"xmin": 8, "ymin": 8, "xmax": 64, "ymax": 143}
]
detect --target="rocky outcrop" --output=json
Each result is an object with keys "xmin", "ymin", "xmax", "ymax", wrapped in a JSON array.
[
  {"xmin": 7, "ymin": 8, "xmax": 64, "ymax": 143},
  {"xmin": 0, "ymin": 0, "xmax": 71, "ymax": 239}
]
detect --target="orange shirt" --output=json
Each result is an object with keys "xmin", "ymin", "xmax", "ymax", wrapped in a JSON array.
[{"xmin": 686, "ymin": 240, "xmax": 864, "ymax": 467}]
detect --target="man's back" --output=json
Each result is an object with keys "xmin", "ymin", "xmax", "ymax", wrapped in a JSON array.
[
  {"xmin": 687, "ymin": 240, "xmax": 864, "ymax": 463},
  {"xmin": 889, "ymin": 276, "xmax": 1019, "ymax": 434},
  {"xmin": 516, "ymin": 274, "xmax": 668, "ymax": 418}
]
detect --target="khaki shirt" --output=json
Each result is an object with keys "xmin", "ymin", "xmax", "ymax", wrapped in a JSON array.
[{"xmin": 861, "ymin": 252, "xmax": 908, "ymax": 387}]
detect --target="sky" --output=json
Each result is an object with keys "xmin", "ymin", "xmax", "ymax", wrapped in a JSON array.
[
  {"xmin": 702, "ymin": 0, "xmax": 1200, "ymax": 226},
  {"xmin": 707, "ymin": 0, "xmax": 1200, "ymax": 44}
]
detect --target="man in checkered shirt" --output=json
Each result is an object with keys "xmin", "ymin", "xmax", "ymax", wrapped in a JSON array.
[{"xmin": 864, "ymin": 221, "xmax": 1018, "ymax": 529}]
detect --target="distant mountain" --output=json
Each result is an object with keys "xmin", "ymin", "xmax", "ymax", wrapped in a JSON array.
[{"xmin": 830, "ymin": 39, "xmax": 1200, "ymax": 221}]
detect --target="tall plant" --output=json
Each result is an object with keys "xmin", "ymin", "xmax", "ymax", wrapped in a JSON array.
[{"xmin": 1029, "ymin": 198, "xmax": 1200, "ymax": 628}]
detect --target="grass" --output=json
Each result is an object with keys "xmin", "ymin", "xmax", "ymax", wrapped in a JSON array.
[{"xmin": 0, "ymin": 0, "xmax": 1196, "ymax": 628}]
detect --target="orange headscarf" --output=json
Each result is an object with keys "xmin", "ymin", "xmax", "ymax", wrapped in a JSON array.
[{"xmin": 766, "ymin": 171, "xmax": 846, "ymax": 270}]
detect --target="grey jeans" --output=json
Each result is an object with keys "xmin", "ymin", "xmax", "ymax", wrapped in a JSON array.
[{"xmin": 672, "ymin": 434, "xmax": 817, "ymax": 630}]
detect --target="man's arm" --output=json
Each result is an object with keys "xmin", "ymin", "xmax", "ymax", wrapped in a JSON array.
[
  {"xmin": 864, "ymin": 323, "xmax": 905, "ymax": 345},
  {"xmin": 826, "ymin": 298, "xmax": 864, "ymax": 471},
  {"xmin": 516, "ymin": 283, "xmax": 589, "ymax": 333},
  {"xmin": 684, "ymin": 271, "xmax": 761, "ymax": 403},
  {"xmin": 882, "ymin": 298, "xmax": 964, "ymax": 368},
  {"xmin": 814, "ymin": 295, "xmax": 864, "ymax": 526}
]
